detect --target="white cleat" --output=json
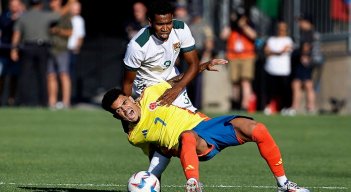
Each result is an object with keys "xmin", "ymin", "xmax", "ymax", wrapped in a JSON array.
[{"xmin": 277, "ymin": 180, "xmax": 310, "ymax": 192}]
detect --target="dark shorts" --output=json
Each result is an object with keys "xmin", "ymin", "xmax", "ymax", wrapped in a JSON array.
[
  {"xmin": 193, "ymin": 115, "xmax": 247, "ymax": 161},
  {"xmin": 294, "ymin": 64, "xmax": 313, "ymax": 81},
  {"xmin": 0, "ymin": 57, "xmax": 20, "ymax": 76}
]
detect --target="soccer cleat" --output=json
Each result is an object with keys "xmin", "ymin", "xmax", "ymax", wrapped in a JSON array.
[
  {"xmin": 185, "ymin": 178, "xmax": 203, "ymax": 192},
  {"xmin": 277, "ymin": 180, "xmax": 310, "ymax": 192}
]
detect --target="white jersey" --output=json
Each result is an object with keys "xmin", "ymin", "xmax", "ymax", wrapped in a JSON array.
[
  {"xmin": 123, "ymin": 19, "xmax": 197, "ymax": 111},
  {"xmin": 265, "ymin": 36, "xmax": 293, "ymax": 76},
  {"xmin": 68, "ymin": 15, "xmax": 85, "ymax": 50}
]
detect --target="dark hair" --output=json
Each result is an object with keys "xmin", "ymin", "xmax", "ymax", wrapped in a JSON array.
[
  {"xmin": 101, "ymin": 88, "xmax": 131, "ymax": 133},
  {"xmin": 101, "ymin": 88, "xmax": 124, "ymax": 115},
  {"xmin": 298, "ymin": 13, "xmax": 314, "ymax": 24},
  {"xmin": 146, "ymin": 0, "xmax": 175, "ymax": 21}
]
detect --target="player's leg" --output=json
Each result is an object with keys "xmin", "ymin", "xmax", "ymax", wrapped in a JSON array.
[
  {"xmin": 231, "ymin": 118, "xmax": 285, "ymax": 177},
  {"xmin": 147, "ymin": 149, "xmax": 171, "ymax": 192},
  {"xmin": 231, "ymin": 117, "xmax": 310, "ymax": 192},
  {"xmin": 179, "ymin": 131, "xmax": 199, "ymax": 180},
  {"xmin": 179, "ymin": 130, "xmax": 203, "ymax": 192}
]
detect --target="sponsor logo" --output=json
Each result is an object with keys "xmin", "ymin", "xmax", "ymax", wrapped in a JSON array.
[
  {"xmin": 142, "ymin": 130, "xmax": 148, "ymax": 138},
  {"xmin": 184, "ymin": 165, "xmax": 195, "ymax": 171},
  {"xmin": 274, "ymin": 158, "xmax": 283, "ymax": 166}
]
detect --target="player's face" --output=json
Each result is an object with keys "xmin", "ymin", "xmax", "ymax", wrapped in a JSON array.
[
  {"xmin": 151, "ymin": 13, "xmax": 173, "ymax": 41},
  {"xmin": 112, "ymin": 95, "xmax": 141, "ymax": 123}
]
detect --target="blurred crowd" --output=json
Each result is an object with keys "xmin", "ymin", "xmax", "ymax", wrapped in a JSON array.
[
  {"xmin": 0, "ymin": 0, "xmax": 85, "ymax": 110},
  {"xmin": 1, "ymin": 0, "xmax": 349, "ymax": 115}
]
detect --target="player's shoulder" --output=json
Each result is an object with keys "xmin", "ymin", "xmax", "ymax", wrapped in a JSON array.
[
  {"xmin": 132, "ymin": 26, "xmax": 152, "ymax": 48},
  {"xmin": 172, "ymin": 19, "xmax": 186, "ymax": 30}
]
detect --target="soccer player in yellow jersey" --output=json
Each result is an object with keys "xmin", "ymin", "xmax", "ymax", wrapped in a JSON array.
[{"xmin": 101, "ymin": 59, "xmax": 309, "ymax": 192}]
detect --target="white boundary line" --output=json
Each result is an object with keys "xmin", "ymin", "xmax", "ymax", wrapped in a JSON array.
[{"xmin": 0, "ymin": 182, "xmax": 348, "ymax": 190}]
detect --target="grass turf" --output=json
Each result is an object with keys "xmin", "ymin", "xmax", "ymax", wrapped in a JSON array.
[{"xmin": 0, "ymin": 108, "xmax": 350, "ymax": 192}]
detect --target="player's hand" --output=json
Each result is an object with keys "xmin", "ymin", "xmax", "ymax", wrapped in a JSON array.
[
  {"xmin": 157, "ymin": 85, "xmax": 183, "ymax": 107},
  {"xmin": 206, "ymin": 59, "xmax": 228, "ymax": 71}
]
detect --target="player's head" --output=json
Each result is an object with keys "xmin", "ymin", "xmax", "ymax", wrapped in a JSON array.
[
  {"xmin": 101, "ymin": 88, "xmax": 141, "ymax": 123},
  {"xmin": 147, "ymin": 0, "xmax": 174, "ymax": 41}
]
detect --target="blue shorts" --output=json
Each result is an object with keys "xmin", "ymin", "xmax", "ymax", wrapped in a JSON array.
[{"xmin": 192, "ymin": 115, "xmax": 251, "ymax": 161}]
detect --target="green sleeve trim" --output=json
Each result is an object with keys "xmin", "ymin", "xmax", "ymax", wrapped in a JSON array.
[
  {"xmin": 181, "ymin": 45, "xmax": 195, "ymax": 53},
  {"xmin": 124, "ymin": 64, "xmax": 139, "ymax": 71},
  {"xmin": 135, "ymin": 27, "xmax": 151, "ymax": 47},
  {"xmin": 173, "ymin": 20, "xmax": 185, "ymax": 29}
]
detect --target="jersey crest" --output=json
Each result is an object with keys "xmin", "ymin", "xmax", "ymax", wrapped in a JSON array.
[
  {"xmin": 148, "ymin": 101, "xmax": 158, "ymax": 111},
  {"xmin": 173, "ymin": 42, "xmax": 181, "ymax": 52}
]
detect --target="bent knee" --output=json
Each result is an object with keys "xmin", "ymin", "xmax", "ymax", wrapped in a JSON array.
[
  {"xmin": 179, "ymin": 131, "xmax": 196, "ymax": 143},
  {"xmin": 231, "ymin": 117, "xmax": 257, "ymax": 142}
]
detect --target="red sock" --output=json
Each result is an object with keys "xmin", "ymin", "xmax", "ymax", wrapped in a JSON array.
[
  {"xmin": 179, "ymin": 132, "xmax": 199, "ymax": 180},
  {"xmin": 252, "ymin": 123, "xmax": 285, "ymax": 177}
]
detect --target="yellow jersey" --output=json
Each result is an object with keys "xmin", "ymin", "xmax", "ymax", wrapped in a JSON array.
[{"xmin": 128, "ymin": 81, "xmax": 208, "ymax": 156}]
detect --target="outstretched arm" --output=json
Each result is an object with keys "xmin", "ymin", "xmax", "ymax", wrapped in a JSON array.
[{"xmin": 167, "ymin": 58, "xmax": 228, "ymax": 86}]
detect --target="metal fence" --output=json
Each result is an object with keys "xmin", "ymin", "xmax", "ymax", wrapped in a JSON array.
[{"xmin": 199, "ymin": 0, "xmax": 351, "ymax": 55}]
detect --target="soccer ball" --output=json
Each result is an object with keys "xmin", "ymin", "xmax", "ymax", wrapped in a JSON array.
[{"xmin": 127, "ymin": 171, "xmax": 160, "ymax": 192}]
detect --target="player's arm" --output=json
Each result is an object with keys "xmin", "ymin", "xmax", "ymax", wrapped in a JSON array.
[
  {"xmin": 122, "ymin": 70, "xmax": 137, "ymax": 96},
  {"xmin": 157, "ymin": 50, "xmax": 199, "ymax": 106},
  {"xmin": 167, "ymin": 58, "xmax": 228, "ymax": 87}
]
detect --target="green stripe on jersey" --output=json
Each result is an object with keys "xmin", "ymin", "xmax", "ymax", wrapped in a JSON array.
[
  {"xmin": 173, "ymin": 20, "xmax": 185, "ymax": 29},
  {"xmin": 135, "ymin": 27, "xmax": 151, "ymax": 47},
  {"xmin": 181, "ymin": 45, "xmax": 195, "ymax": 53},
  {"xmin": 124, "ymin": 64, "xmax": 139, "ymax": 71}
]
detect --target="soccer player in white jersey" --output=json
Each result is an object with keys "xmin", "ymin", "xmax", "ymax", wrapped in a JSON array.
[{"xmin": 122, "ymin": 0, "xmax": 200, "ymax": 112}]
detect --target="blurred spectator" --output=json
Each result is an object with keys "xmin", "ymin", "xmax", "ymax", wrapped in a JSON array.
[
  {"xmin": 11, "ymin": 0, "xmax": 67, "ymax": 107},
  {"xmin": 124, "ymin": 1, "xmax": 148, "ymax": 40},
  {"xmin": 0, "ymin": 0, "xmax": 25, "ymax": 106},
  {"xmin": 188, "ymin": 13, "xmax": 215, "ymax": 109},
  {"xmin": 263, "ymin": 21, "xmax": 293, "ymax": 115},
  {"xmin": 221, "ymin": 8, "xmax": 257, "ymax": 111},
  {"xmin": 67, "ymin": 0, "xmax": 85, "ymax": 104},
  {"xmin": 47, "ymin": 0, "xmax": 73, "ymax": 109},
  {"xmin": 174, "ymin": 1, "xmax": 190, "ymax": 24},
  {"xmin": 284, "ymin": 14, "xmax": 320, "ymax": 115}
]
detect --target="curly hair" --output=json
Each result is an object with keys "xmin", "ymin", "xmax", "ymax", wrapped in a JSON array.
[{"xmin": 146, "ymin": 0, "xmax": 175, "ymax": 21}]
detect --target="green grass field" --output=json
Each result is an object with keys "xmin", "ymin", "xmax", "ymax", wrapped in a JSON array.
[{"xmin": 0, "ymin": 108, "xmax": 350, "ymax": 192}]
